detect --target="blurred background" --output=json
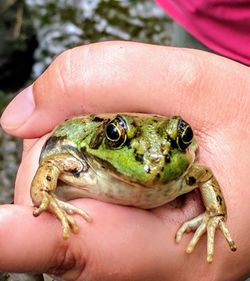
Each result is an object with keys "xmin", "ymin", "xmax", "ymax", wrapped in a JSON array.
[{"xmin": 0, "ymin": 0, "xmax": 172, "ymax": 205}]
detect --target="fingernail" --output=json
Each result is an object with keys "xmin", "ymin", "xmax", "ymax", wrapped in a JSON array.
[{"xmin": 1, "ymin": 85, "xmax": 35, "ymax": 130}]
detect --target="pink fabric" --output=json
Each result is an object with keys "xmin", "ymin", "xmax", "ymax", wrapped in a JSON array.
[{"xmin": 156, "ymin": 0, "xmax": 250, "ymax": 65}]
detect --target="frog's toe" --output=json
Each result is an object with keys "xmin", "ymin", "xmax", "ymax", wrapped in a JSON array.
[
  {"xmin": 176, "ymin": 213, "xmax": 212, "ymax": 261},
  {"xmin": 33, "ymin": 194, "xmax": 92, "ymax": 239},
  {"xmin": 176, "ymin": 212, "xmax": 236, "ymax": 263},
  {"xmin": 56, "ymin": 200, "xmax": 92, "ymax": 223},
  {"xmin": 206, "ymin": 215, "xmax": 237, "ymax": 262},
  {"xmin": 185, "ymin": 222, "xmax": 207, "ymax": 254},
  {"xmin": 32, "ymin": 191, "xmax": 52, "ymax": 217},
  {"xmin": 175, "ymin": 213, "xmax": 205, "ymax": 243},
  {"xmin": 218, "ymin": 219, "xmax": 237, "ymax": 252},
  {"xmin": 50, "ymin": 199, "xmax": 92, "ymax": 239},
  {"xmin": 60, "ymin": 213, "xmax": 80, "ymax": 239},
  {"xmin": 33, "ymin": 200, "xmax": 49, "ymax": 217}
]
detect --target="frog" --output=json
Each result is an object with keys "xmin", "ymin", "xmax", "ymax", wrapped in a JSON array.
[{"xmin": 31, "ymin": 113, "xmax": 236, "ymax": 263}]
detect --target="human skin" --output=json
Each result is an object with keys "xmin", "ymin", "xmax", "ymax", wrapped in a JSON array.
[{"xmin": 0, "ymin": 41, "xmax": 250, "ymax": 281}]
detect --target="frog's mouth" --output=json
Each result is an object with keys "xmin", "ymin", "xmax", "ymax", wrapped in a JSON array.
[{"xmin": 56, "ymin": 151, "xmax": 145, "ymax": 202}]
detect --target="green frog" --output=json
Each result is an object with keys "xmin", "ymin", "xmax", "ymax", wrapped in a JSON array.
[{"xmin": 31, "ymin": 113, "xmax": 236, "ymax": 263}]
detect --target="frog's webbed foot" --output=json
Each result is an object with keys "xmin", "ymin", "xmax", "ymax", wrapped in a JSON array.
[
  {"xmin": 175, "ymin": 212, "xmax": 236, "ymax": 263},
  {"xmin": 31, "ymin": 153, "xmax": 92, "ymax": 239},
  {"xmin": 176, "ymin": 164, "xmax": 237, "ymax": 263}
]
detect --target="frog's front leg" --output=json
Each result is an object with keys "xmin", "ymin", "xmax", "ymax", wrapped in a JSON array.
[
  {"xmin": 175, "ymin": 164, "xmax": 237, "ymax": 263},
  {"xmin": 31, "ymin": 153, "xmax": 92, "ymax": 239}
]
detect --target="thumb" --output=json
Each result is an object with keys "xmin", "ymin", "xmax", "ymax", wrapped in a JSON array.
[{"xmin": 1, "ymin": 41, "xmax": 248, "ymax": 139}]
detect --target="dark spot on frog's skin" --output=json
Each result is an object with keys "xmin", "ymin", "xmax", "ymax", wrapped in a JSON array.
[
  {"xmin": 166, "ymin": 136, "xmax": 177, "ymax": 150},
  {"xmin": 186, "ymin": 176, "xmax": 196, "ymax": 186},
  {"xmin": 124, "ymin": 137, "xmax": 131, "ymax": 148},
  {"xmin": 156, "ymin": 173, "xmax": 161, "ymax": 179},
  {"xmin": 69, "ymin": 168, "xmax": 79, "ymax": 174},
  {"xmin": 131, "ymin": 120, "xmax": 136, "ymax": 127},
  {"xmin": 92, "ymin": 116, "xmax": 105, "ymax": 122},
  {"xmin": 67, "ymin": 167, "xmax": 83, "ymax": 178},
  {"xmin": 135, "ymin": 153, "xmax": 144, "ymax": 163},
  {"xmin": 80, "ymin": 147, "xmax": 86, "ymax": 154},
  {"xmin": 40, "ymin": 188, "xmax": 50, "ymax": 194},
  {"xmin": 135, "ymin": 128, "xmax": 142, "ymax": 138},
  {"xmin": 164, "ymin": 154, "xmax": 171, "ymax": 163},
  {"xmin": 46, "ymin": 175, "xmax": 52, "ymax": 182},
  {"xmin": 127, "ymin": 142, "xmax": 132, "ymax": 149},
  {"xmin": 216, "ymin": 195, "xmax": 223, "ymax": 205}
]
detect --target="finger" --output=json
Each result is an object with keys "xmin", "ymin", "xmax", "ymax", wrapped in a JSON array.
[
  {"xmin": 1, "ymin": 41, "xmax": 249, "ymax": 138},
  {"xmin": 14, "ymin": 137, "xmax": 48, "ymax": 205},
  {"xmin": 0, "ymin": 201, "xmax": 187, "ymax": 281},
  {"xmin": 0, "ymin": 204, "xmax": 86, "ymax": 275}
]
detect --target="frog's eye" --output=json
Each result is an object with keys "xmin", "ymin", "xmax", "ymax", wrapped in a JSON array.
[
  {"xmin": 176, "ymin": 119, "xmax": 193, "ymax": 150},
  {"xmin": 105, "ymin": 116, "xmax": 127, "ymax": 148}
]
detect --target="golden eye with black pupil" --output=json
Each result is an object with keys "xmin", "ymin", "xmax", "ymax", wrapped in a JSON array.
[
  {"xmin": 176, "ymin": 119, "xmax": 193, "ymax": 151},
  {"xmin": 182, "ymin": 126, "xmax": 193, "ymax": 143},
  {"xmin": 106, "ymin": 123, "xmax": 120, "ymax": 141},
  {"xmin": 105, "ymin": 115, "xmax": 127, "ymax": 148}
]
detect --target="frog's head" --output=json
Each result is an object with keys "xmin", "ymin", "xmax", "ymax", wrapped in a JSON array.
[{"xmin": 86, "ymin": 114, "xmax": 197, "ymax": 187}]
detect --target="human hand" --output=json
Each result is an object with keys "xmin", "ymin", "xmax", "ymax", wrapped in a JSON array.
[{"xmin": 1, "ymin": 41, "xmax": 250, "ymax": 281}]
